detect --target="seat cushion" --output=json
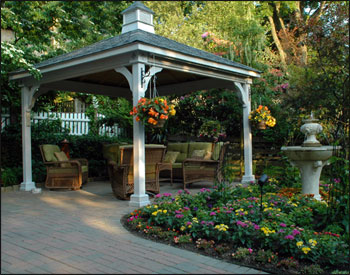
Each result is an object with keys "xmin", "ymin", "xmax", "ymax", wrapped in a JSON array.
[
  {"xmin": 188, "ymin": 142, "xmax": 213, "ymax": 159},
  {"xmin": 167, "ymin": 143, "xmax": 189, "ymax": 163},
  {"xmin": 42, "ymin": 145, "xmax": 60, "ymax": 162},
  {"xmin": 164, "ymin": 151, "xmax": 180, "ymax": 163},
  {"xmin": 212, "ymin": 142, "xmax": 224, "ymax": 160},
  {"xmin": 82, "ymin": 165, "xmax": 88, "ymax": 173},
  {"xmin": 54, "ymin": 151, "xmax": 71, "ymax": 168},
  {"xmin": 191, "ymin": 149, "xmax": 205, "ymax": 159}
]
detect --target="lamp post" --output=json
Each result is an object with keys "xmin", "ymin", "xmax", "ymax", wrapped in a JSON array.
[{"xmin": 258, "ymin": 174, "xmax": 268, "ymax": 221}]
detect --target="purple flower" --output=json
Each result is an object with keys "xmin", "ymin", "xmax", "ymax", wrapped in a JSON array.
[
  {"xmin": 226, "ymin": 211, "xmax": 232, "ymax": 214},
  {"xmin": 250, "ymin": 210, "xmax": 255, "ymax": 214},
  {"xmin": 177, "ymin": 190, "xmax": 183, "ymax": 194},
  {"xmin": 284, "ymin": 235, "xmax": 294, "ymax": 240},
  {"xmin": 163, "ymin": 192, "xmax": 172, "ymax": 197},
  {"xmin": 292, "ymin": 229, "xmax": 301, "ymax": 236},
  {"xmin": 201, "ymin": 32, "xmax": 209, "ymax": 38},
  {"xmin": 201, "ymin": 221, "xmax": 206, "ymax": 225},
  {"xmin": 184, "ymin": 189, "xmax": 191, "ymax": 194},
  {"xmin": 279, "ymin": 223, "xmax": 287, "ymax": 227},
  {"xmin": 175, "ymin": 214, "xmax": 184, "ymax": 218},
  {"xmin": 210, "ymin": 212, "xmax": 216, "ymax": 216},
  {"xmin": 237, "ymin": 221, "xmax": 248, "ymax": 228},
  {"xmin": 208, "ymin": 204, "xmax": 213, "ymax": 208},
  {"xmin": 278, "ymin": 229, "xmax": 285, "ymax": 233},
  {"xmin": 180, "ymin": 96, "xmax": 185, "ymax": 100},
  {"xmin": 248, "ymin": 205, "xmax": 253, "ymax": 208},
  {"xmin": 208, "ymin": 222, "xmax": 214, "ymax": 226},
  {"xmin": 333, "ymin": 178, "xmax": 341, "ymax": 183},
  {"xmin": 281, "ymin": 83, "xmax": 289, "ymax": 89},
  {"xmin": 193, "ymin": 207, "xmax": 198, "ymax": 211},
  {"xmin": 183, "ymin": 207, "xmax": 190, "ymax": 211},
  {"xmin": 186, "ymin": 222, "xmax": 192, "ymax": 226},
  {"xmin": 175, "ymin": 210, "xmax": 182, "ymax": 214},
  {"xmin": 254, "ymin": 225, "xmax": 260, "ymax": 230}
]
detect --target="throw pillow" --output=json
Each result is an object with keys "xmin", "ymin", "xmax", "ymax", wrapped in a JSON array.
[
  {"xmin": 191, "ymin": 149, "xmax": 205, "ymax": 159},
  {"xmin": 54, "ymin": 151, "xmax": 71, "ymax": 168},
  {"xmin": 164, "ymin": 151, "xmax": 180, "ymax": 163},
  {"xmin": 204, "ymin": 151, "xmax": 212, "ymax": 160}
]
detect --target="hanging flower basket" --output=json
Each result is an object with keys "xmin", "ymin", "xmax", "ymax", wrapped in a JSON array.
[
  {"xmin": 150, "ymin": 119, "xmax": 166, "ymax": 128},
  {"xmin": 130, "ymin": 97, "xmax": 176, "ymax": 128},
  {"xmin": 257, "ymin": 121, "xmax": 267, "ymax": 130},
  {"xmin": 249, "ymin": 105, "xmax": 276, "ymax": 130}
]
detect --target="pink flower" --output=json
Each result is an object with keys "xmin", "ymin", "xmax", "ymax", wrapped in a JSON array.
[
  {"xmin": 237, "ymin": 221, "xmax": 248, "ymax": 228},
  {"xmin": 248, "ymin": 248, "xmax": 253, "ymax": 254},
  {"xmin": 210, "ymin": 212, "xmax": 216, "ymax": 216},
  {"xmin": 175, "ymin": 214, "xmax": 184, "ymax": 218},
  {"xmin": 183, "ymin": 207, "xmax": 190, "ymax": 211},
  {"xmin": 279, "ymin": 223, "xmax": 287, "ymax": 227},
  {"xmin": 155, "ymin": 194, "xmax": 162, "ymax": 198},
  {"xmin": 201, "ymin": 32, "xmax": 209, "ymax": 38},
  {"xmin": 254, "ymin": 225, "xmax": 260, "ymax": 230},
  {"xmin": 284, "ymin": 235, "xmax": 294, "ymax": 240},
  {"xmin": 292, "ymin": 229, "xmax": 301, "ymax": 236}
]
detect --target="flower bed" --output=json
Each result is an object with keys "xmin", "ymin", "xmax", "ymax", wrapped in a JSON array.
[{"xmin": 122, "ymin": 182, "xmax": 349, "ymax": 274}]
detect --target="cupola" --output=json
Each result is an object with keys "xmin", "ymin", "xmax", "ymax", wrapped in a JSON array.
[{"xmin": 121, "ymin": 2, "xmax": 155, "ymax": 34}]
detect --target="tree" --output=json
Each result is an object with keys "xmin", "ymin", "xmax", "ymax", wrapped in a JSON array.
[
  {"xmin": 1, "ymin": 1, "xmax": 129, "ymax": 123},
  {"xmin": 257, "ymin": 1, "xmax": 328, "ymax": 67}
]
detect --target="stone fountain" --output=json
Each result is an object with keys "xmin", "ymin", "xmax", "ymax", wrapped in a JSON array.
[{"xmin": 281, "ymin": 113, "xmax": 340, "ymax": 200}]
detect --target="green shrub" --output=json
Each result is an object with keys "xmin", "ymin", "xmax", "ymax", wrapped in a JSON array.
[{"xmin": 1, "ymin": 167, "xmax": 22, "ymax": 187}]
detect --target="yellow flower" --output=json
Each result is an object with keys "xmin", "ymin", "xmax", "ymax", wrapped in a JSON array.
[
  {"xmin": 163, "ymin": 209, "xmax": 167, "ymax": 214},
  {"xmin": 302, "ymin": 247, "xmax": 311, "ymax": 254},
  {"xmin": 180, "ymin": 226, "xmax": 185, "ymax": 231},
  {"xmin": 296, "ymin": 241, "xmax": 304, "ymax": 248},
  {"xmin": 152, "ymin": 211, "xmax": 158, "ymax": 216},
  {"xmin": 308, "ymin": 239, "xmax": 317, "ymax": 247},
  {"xmin": 154, "ymin": 205, "xmax": 158, "ymax": 209}
]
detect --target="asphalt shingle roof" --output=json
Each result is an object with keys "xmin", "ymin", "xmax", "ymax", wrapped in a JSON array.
[{"xmin": 15, "ymin": 29, "xmax": 260, "ymax": 74}]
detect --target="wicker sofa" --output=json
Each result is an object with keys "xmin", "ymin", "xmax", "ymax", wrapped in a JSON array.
[{"xmin": 162, "ymin": 141, "xmax": 229, "ymax": 189}]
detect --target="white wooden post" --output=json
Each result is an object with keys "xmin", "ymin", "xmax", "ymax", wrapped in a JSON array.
[
  {"xmin": 116, "ymin": 63, "xmax": 163, "ymax": 207},
  {"xmin": 234, "ymin": 82, "xmax": 255, "ymax": 183},
  {"xmin": 20, "ymin": 85, "xmax": 41, "ymax": 192}
]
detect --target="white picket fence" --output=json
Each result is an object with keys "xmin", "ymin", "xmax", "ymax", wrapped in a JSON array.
[{"xmin": 1, "ymin": 111, "xmax": 125, "ymax": 137}]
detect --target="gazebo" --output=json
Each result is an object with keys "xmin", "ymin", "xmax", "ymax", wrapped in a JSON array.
[{"xmin": 9, "ymin": 2, "xmax": 260, "ymax": 207}]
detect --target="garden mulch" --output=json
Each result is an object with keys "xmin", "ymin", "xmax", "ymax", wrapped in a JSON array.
[{"xmin": 1, "ymin": 180, "xmax": 267, "ymax": 274}]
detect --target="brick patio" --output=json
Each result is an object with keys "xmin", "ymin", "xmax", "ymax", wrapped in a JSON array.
[{"xmin": 1, "ymin": 180, "xmax": 267, "ymax": 274}]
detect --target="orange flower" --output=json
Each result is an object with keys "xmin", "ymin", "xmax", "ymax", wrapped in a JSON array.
[
  {"xmin": 155, "ymin": 99, "xmax": 159, "ymax": 104},
  {"xmin": 148, "ymin": 108, "xmax": 159, "ymax": 117},
  {"xmin": 148, "ymin": 118, "xmax": 157, "ymax": 125},
  {"xmin": 160, "ymin": 114, "xmax": 168, "ymax": 120},
  {"xmin": 136, "ymin": 116, "xmax": 140, "ymax": 122}
]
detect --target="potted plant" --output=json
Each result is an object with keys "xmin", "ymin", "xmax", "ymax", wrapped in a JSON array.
[
  {"xmin": 198, "ymin": 120, "xmax": 226, "ymax": 142},
  {"xmin": 130, "ymin": 97, "xmax": 176, "ymax": 128},
  {"xmin": 249, "ymin": 105, "xmax": 276, "ymax": 129}
]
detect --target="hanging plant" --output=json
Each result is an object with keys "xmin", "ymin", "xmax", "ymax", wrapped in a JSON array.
[
  {"xmin": 130, "ymin": 97, "xmax": 176, "ymax": 127},
  {"xmin": 249, "ymin": 105, "xmax": 276, "ymax": 129},
  {"xmin": 198, "ymin": 120, "xmax": 226, "ymax": 142}
]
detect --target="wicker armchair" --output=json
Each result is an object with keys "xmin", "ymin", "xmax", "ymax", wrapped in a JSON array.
[
  {"xmin": 39, "ymin": 144, "xmax": 88, "ymax": 190},
  {"xmin": 109, "ymin": 145, "xmax": 166, "ymax": 200},
  {"xmin": 182, "ymin": 142, "xmax": 229, "ymax": 189}
]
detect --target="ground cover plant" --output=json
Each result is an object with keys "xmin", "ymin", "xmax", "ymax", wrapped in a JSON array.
[{"xmin": 122, "ymin": 179, "xmax": 349, "ymax": 274}]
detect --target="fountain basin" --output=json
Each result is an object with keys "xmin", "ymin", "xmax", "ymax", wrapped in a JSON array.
[{"xmin": 281, "ymin": 146, "xmax": 336, "ymax": 161}]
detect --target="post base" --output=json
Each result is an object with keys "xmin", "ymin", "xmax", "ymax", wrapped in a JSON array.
[
  {"xmin": 241, "ymin": 175, "xmax": 255, "ymax": 184},
  {"xmin": 129, "ymin": 194, "xmax": 151, "ymax": 208},
  {"xmin": 20, "ymin": 181, "xmax": 37, "ymax": 191}
]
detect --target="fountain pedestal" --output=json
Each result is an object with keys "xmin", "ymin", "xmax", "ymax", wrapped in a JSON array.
[{"xmin": 281, "ymin": 114, "xmax": 340, "ymax": 200}]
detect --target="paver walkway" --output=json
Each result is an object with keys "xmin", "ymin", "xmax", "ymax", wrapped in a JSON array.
[{"xmin": 1, "ymin": 181, "xmax": 267, "ymax": 274}]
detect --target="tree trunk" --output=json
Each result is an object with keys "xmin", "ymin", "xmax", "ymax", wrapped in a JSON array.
[{"xmin": 268, "ymin": 15, "xmax": 287, "ymax": 68}]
